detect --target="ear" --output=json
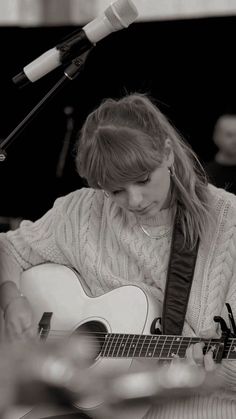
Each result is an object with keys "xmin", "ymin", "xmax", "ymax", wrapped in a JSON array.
[{"xmin": 164, "ymin": 138, "xmax": 174, "ymax": 166}]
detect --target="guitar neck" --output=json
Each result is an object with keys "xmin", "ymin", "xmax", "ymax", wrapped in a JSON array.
[{"xmin": 99, "ymin": 333, "xmax": 236, "ymax": 360}]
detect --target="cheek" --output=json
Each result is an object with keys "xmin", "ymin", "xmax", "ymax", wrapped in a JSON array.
[
  {"xmin": 217, "ymin": 137, "xmax": 234, "ymax": 149},
  {"xmin": 227, "ymin": 139, "xmax": 236, "ymax": 148},
  {"xmin": 152, "ymin": 174, "xmax": 170, "ymax": 199}
]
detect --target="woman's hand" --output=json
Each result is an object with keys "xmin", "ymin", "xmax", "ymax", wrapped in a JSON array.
[
  {"xmin": 185, "ymin": 341, "xmax": 216, "ymax": 371},
  {"xmin": 4, "ymin": 295, "xmax": 37, "ymax": 341},
  {"xmin": 171, "ymin": 341, "xmax": 225, "ymax": 393}
]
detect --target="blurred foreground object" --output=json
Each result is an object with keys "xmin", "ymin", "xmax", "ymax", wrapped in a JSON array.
[{"xmin": 0, "ymin": 337, "xmax": 223, "ymax": 419}]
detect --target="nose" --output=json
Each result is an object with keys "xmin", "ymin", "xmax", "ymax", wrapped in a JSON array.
[{"xmin": 127, "ymin": 186, "xmax": 143, "ymax": 209}]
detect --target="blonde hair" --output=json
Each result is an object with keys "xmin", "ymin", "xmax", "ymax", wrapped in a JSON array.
[{"xmin": 76, "ymin": 93, "xmax": 214, "ymax": 248}]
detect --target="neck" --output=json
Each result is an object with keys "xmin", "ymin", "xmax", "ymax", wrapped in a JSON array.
[{"xmin": 215, "ymin": 151, "xmax": 236, "ymax": 165}]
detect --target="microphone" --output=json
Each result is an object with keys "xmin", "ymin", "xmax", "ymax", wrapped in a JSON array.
[{"xmin": 12, "ymin": 0, "xmax": 138, "ymax": 87}]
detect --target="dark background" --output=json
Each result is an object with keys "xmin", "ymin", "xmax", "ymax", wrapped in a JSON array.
[{"xmin": 0, "ymin": 16, "xmax": 235, "ymax": 221}]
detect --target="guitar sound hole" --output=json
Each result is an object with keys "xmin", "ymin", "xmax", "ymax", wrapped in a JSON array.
[{"xmin": 74, "ymin": 321, "xmax": 107, "ymax": 362}]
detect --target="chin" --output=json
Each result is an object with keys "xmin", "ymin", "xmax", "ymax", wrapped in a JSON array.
[{"xmin": 143, "ymin": 205, "xmax": 160, "ymax": 217}]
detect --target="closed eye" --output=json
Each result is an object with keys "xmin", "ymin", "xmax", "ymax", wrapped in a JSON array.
[
  {"xmin": 137, "ymin": 175, "xmax": 151, "ymax": 185},
  {"xmin": 111, "ymin": 175, "xmax": 151, "ymax": 195}
]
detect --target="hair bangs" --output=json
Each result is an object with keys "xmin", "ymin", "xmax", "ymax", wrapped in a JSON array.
[{"xmin": 85, "ymin": 126, "xmax": 162, "ymax": 190}]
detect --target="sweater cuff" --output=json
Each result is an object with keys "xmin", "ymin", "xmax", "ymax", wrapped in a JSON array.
[{"xmin": 216, "ymin": 360, "xmax": 236, "ymax": 391}]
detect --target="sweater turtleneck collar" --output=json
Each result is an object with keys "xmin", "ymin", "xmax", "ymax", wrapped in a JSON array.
[{"xmin": 135, "ymin": 205, "xmax": 176, "ymax": 227}]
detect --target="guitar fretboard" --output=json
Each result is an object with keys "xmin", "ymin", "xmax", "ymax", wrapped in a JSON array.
[{"xmin": 99, "ymin": 334, "xmax": 236, "ymax": 360}]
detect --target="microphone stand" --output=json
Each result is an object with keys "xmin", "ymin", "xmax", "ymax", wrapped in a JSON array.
[
  {"xmin": 56, "ymin": 105, "xmax": 75, "ymax": 179},
  {"xmin": 0, "ymin": 49, "xmax": 92, "ymax": 162}
]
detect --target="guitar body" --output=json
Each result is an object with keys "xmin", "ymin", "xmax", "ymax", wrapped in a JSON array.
[{"xmin": 16, "ymin": 263, "xmax": 161, "ymax": 419}]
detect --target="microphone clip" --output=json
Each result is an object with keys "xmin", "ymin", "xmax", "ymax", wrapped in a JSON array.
[{"xmin": 64, "ymin": 48, "xmax": 93, "ymax": 80}]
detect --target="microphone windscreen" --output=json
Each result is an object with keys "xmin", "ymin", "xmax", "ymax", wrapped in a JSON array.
[{"xmin": 105, "ymin": 0, "xmax": 139, "ymax": 30}]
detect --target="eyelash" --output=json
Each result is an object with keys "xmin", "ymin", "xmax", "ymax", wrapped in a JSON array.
[
  {"xmin": 138, "ymin": 175, "xmax": 150, "ymax": 184},
  {"xmin": 112, "ymin": 175, "xmax": 150, "ymax": 195}
]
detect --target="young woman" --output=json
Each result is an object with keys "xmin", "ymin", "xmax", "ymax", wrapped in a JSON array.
[{"xmin": 1, "ymin": 93, "xmax": 236, "ymax": 418}]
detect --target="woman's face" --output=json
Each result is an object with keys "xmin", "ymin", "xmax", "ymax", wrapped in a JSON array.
[
  {"xmin": 107, "ymin": 145, "xmax": 174, "ymax": 218},
  {"xmin": 214, "ymin": 115, "xmax": 236, "ymax": 157}
]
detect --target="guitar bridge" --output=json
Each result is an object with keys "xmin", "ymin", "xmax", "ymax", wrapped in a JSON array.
[{"xmin": 38, "ymin": 312, "xmax": 53, "ymax": 341}]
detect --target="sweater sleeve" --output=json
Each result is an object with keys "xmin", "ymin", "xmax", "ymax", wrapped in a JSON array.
[
  {"xmin": 0, "ymin": 193, "xmax": 76, "ymax": 287},
  {"xmin": 217, "ymin": 206, "xmax": 236, "ymax": 391}
]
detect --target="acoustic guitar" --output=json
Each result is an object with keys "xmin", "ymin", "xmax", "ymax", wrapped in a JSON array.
[{"xmin": 12, "ymin": 263, "xmax": 235, "ymax": 419}]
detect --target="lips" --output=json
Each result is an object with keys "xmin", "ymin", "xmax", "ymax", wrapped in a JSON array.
[{"xmin": 134, "ymin": 204, "xmax": 153, "ymax": 214}]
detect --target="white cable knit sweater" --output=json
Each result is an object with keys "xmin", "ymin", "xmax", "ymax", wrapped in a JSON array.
[{"xmin": 0, "ymin": 183, "xmax": 236, "ymax": 418}]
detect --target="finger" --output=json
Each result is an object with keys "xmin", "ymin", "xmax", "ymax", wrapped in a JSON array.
[
  {"xmin": 204, "ymin": 350, "xmax": 216, "ymax": 372},
  {"xmin": 19, "ymin": 311, "xmax": 34, "ymax": 327},
  {"xmin": 5, "ymin": 317, "xmax": 35, "ymax": 341},
  {"xmin": 192, "ymin": 342, "xmax": 205, "ymax": 365},
  {"xmin": 6, "ymin": 326, "xmax": 25, "ymax": 342},
  {"xmin": 23, "ymin": 326, "xmax": 38, "ymax": 340},
  {"xmin": 185, "ymin": 342, "xmax": 204, "ymax": 366},
  {"xmin": 185, "ymin": 345, "xmax": 194, "ymax": 364}
]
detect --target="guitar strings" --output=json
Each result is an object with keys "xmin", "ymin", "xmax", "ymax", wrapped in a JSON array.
[
  {"xmin": 37, "ymin": 331, "xmax": 235, "ymax": 358},
  {"xmin": 40, "ymin": 329, "xmax": 233, "ymax": 344}
]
